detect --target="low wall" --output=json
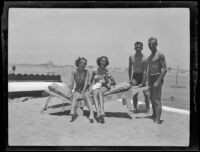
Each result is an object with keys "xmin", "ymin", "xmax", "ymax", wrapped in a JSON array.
[{"xmin": 8, "ymin": 73, "xmax": 62, "ymax": 82}]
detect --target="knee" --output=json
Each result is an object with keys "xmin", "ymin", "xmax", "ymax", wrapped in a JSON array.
[
  {"xmin": 93, "ymin": 90, "xmax": 99, "ymax": 96},
  {"xmin": 98, "ymin": 88, "xmax": 105, "ymax": 96},
  {"xmin": 98, "ymin": 90, "xmax": 104, "ymax": 96},
  {"xmin": 84, "ymin": 92, "xmax": 90, "ymax": 98},
  {"xmin": 72, "ymin": 98, "xmax": 78, "ymax": 104}
]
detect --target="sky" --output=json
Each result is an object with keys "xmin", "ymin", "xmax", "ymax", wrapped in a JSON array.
[{"xmin": 8, "ymin": 8, "xmax": 190, "ymax": 69}]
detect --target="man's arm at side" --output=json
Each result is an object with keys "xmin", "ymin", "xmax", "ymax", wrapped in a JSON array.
[
  {"xmin": 139, "ymin": 57, "xmax": 148, "ymax": 87},
  {"xmin": 68, "ymin": 70, "xmax": 75, "ymax": 97},
  {"xmin": 154, "ymin": 53, "xmax": 167, "ymax": 87},
  {"xmin": 128, "ymin": 56, "xmax": 133, "ymax": 83}
]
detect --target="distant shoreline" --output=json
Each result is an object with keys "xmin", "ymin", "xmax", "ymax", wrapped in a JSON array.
[{"xmin": 8, "ymin": 63, "xmax": 189, "ymax": 72}]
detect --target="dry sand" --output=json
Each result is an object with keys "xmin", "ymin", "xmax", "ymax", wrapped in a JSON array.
[{"xmin": 8, "ymin": 97, "xmax": 189, "ymax": 146}]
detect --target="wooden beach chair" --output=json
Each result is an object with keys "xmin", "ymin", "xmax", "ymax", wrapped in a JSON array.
[
  {"xmin": 41, "ymin": 89, "xmax": 85, "ymax": 115},
  {"xmin": 41, "ymin": 84, "xmax": 149, "ymax": 116}
]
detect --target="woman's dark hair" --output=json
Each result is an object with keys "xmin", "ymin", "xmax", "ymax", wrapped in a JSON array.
[
  {"xmin": 96, "ymin": 56, "xmax": 109, "ymax": 67},
  {"xmin": 75, "ymin": 57, "xmax": 87, "ymax": 67}
]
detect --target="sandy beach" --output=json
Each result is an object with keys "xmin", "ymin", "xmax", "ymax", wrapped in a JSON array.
[{"xmin": 8, "ymin": 96, "xmax": 189, "ymax": 146}]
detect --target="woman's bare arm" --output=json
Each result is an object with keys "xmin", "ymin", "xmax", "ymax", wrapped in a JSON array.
[
  {"xmin": 89, "ymin": 71, "xmax": 95, "ymax": 85},
  {"xmin": 106, "ymin": 71, "xmax": 116, "ymax": 86},
  {"xmin": 154, "ymin": 53, "xmax": 167, "ymax": 87},
  {"xmin": 68, "ymin": 70, "xmax": 75, "ymax": 94}
]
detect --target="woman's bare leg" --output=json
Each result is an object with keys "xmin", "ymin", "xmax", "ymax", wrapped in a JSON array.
[
  {"xmin": 84, "ymin": 92, "xmax": 94, "ymax": 122},
  {"xmin": 93, "ymin": 89, "xmax": 100, "ymax": 117},
  {"xmin": 143, "ymin": 89, "xmax": 150, "ymax": 114},
  {"xmin": 99, "ymin": 87, "xmax": 108, "ymax": 115},
  {"xmin": 70, "ymin": 92, "xmax": 79, "ymax": 115},
  {"xmin": 98, "ymin": 87, "xmax": 108, "ymax": 123}
]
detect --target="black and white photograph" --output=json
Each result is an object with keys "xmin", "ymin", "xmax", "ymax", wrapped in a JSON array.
[{"xmin": 3, "ymin": 1, "xmax": 198, "ymax": 149}]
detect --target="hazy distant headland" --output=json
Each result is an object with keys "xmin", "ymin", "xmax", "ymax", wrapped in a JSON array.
[{"xmin": 8, "ymin": 61, "xmax": 189, "ymax": 75}]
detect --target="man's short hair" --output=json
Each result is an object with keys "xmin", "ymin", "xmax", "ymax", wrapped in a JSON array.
[
  {"xmin": 148, "ymin": 37, "xmax": 157, "ymax": 45},
  {"xmin": 135, "ymin": 41, "xmax": 143, "ymax": 47}
]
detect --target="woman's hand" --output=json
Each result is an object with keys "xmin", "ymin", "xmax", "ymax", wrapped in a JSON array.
[
  {"xmin": 67, "ymin": 92, "xmax": 73, "ymax": 99},
  {"xmin": 111, "ymin": 84, "xmax": 116, "ymax": 89},
  {"xmin": 138, "ymin": 83, "xmax": 145, "ymax": 88},
  {"xmin": 130, "ymin": 79, "xmax": 137, "ymax": 86},
  {"xmin": 87, "ymin": 86, "xmax": 93, "ymax": 94},
  {"xmin": 101, "ymin": 79, "xmax": 105, "ymax": 83}
]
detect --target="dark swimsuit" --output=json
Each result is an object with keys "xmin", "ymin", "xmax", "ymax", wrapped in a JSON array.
[
  {"xmin": 73, "ymin": 69, "xmax": 88, "ymax": 93},
  {"xmin": 148, "ymin": 73, "xmax": 164, "ymax": 86},
  {"xmin": 132, "ymin": 73, "xmax": 143, "ymax": 85}
]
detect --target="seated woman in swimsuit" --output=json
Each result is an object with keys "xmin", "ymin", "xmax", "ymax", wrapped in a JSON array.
[
  {"xmin": 85, "ymin": 56, "xmax": 116, "ymax": 123},
  {"xmin": 68, "ymin": 57, "xmax": 94, "ymax": 123}
]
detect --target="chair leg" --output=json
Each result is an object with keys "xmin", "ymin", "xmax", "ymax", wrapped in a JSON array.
[
  {"xmin": 126, "ymin": 98, "xmax": 133, "ymax": 111},
  {"xmin": 122, "ymin": 98, "xmax": 127, "ymax": 105},
  {"xmin": 41, "ymin": 96, "xmax": 52, "ymax": 113},
  {"xmin": 76, "ymin": 102, "xmax": 84, "ymax": 117},
  {"xmin": 77, "ymin": 107, "xmax": 84, "ymax": 117},
  {"xmin": 62, "ymin": 99, "xmax": 66, "ymax": 112}
]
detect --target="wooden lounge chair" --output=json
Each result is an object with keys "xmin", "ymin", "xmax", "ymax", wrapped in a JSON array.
[{"xmin": 41, "ymin": 85, "xmax": 149, "ymax": 116}]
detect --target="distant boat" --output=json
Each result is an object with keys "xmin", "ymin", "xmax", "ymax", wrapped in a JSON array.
[{"xmin": 170, "ymin": 65, "xmax": 186, "ymax": 88}]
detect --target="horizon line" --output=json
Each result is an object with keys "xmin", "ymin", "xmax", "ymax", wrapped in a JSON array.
[{"xmin": 8, "ymin": 62, "xmax": 190, "ymax": 71}]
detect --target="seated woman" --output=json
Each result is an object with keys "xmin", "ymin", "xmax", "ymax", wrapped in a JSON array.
[
  {"xmin": 85, "ymin": 56, "xmax": 116, "ymax": 123},
  {"xmin": 68, "ymin": 57, "xmax": 94, "ymax": 123}
]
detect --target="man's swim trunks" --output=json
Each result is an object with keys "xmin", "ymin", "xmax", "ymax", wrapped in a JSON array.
[
  {"xmin": 132, "ymin": 73, "xmax": 143, "ymax": 85},
  {"xmin": 148, "ymin": 73, "xmax": 163, "ymax": 86}
]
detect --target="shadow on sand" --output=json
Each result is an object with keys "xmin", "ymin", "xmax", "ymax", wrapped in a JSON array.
[
  {"xmin": 47, "ymin": 108, "xmax": 132, "ymax": 119},
  {"xmin": 49, "ymin": 110, "xmax": 70, "ymax": 116},
  {"xmin": 105, "ymin": 112, "xmax": 132, "ymax": 119},
  {"xmin": 129, "ymin": 109, "xmax": 148, "ymax": 114},
  {"xmin": 47, "ymin": 103, "xmax": 71, "ymax": 109}
]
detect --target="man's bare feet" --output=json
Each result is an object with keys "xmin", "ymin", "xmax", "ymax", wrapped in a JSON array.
[
  {"xmin": 155, "ymin": 120, "xmax": 162, "ymax": 124},
  {"xmin": 146, "ymin": 109, "xmax": 150, "ymax": 114}
]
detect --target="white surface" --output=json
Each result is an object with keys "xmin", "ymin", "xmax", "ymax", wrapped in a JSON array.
[
  {"xmin": 118, "ymin": 99, "xmax": 189, "ymax": 115},
  {"xmin": 92, "ymin": 82, "xmax": 102, "ymax": 90},
  {"xmin": 137, "ymin": 101, "xmax": 189, "ymax": 115},
  {"xmin": 8, "ymin": 82, "xmax": 66, "ymax": 92}
]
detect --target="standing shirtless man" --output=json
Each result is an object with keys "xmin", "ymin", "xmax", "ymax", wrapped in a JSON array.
[
  {"xmin": 129, "ymin": 41, "xmax": 150, "ymax": 114},
  {"xmin": 143, "ymin": 37, "xmax": 167, "ymax": 124}
]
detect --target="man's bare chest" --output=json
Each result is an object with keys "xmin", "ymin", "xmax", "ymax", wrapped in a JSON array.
[{"xmin": 149, "ymin": 54, "xmax": 160, "ymax": 68}]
